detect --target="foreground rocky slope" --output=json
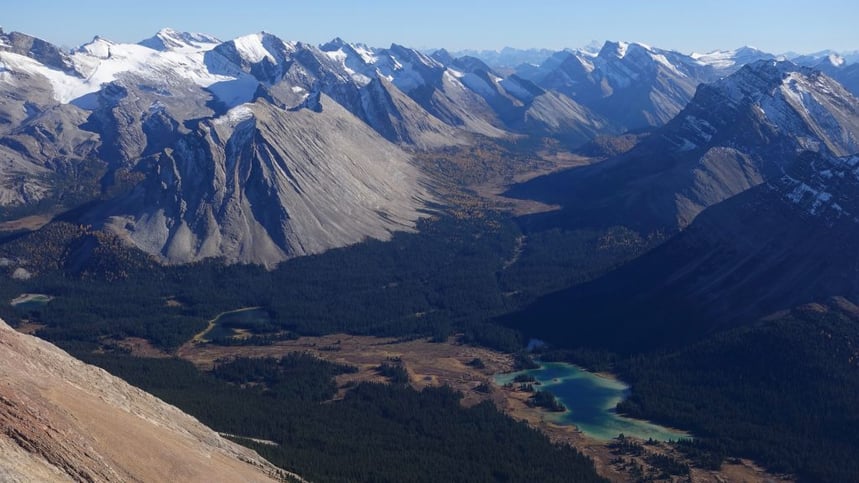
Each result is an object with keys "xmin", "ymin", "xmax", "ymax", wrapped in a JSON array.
[{"xmin": 0, "ymin": 318, "xmax": 292, "ymax": 482}]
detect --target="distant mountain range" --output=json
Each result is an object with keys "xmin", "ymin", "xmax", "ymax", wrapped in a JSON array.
[
  {"xmin": 1, "ymin": 26, "xmax": 857, "ymax": 267},
  {"xmin": 510, "ymin": 60, "xmax": 859, "ymax": 232},
  {"xmin": 444, "ymin": 47, "xmax": 560, "ymax": 70},
  {"xmin": 450, "ymin": 44, "xmax": 859, "ymax": 71}
]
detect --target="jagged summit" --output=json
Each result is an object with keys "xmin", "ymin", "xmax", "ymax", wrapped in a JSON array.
[
  {"xmin": 0, "ymin": 30, "xmax": 77, "ymax": 73},
  {"xmin": 75, "ymin": 35, "xmax": 115, "ymax": 58},
  {"xmin": 597, "ymin": 40, "xmax": 642, "ymax": 58},
  {"xmin": 517, "ymin": 39, "xmax": 710, "ymax": 130},
  {"xmin": 430, "ymin": 47, "xmax": 455, "ymax": 65},
  {"xmin": 706, "ymin": 59, "xmax": 805, "ymax": 104},
  {"xmin": 508, "ymin": 57, "xmax": 859, "ymax": 233},
  {"xmin": 216, "ymin": 32, "xmax": 296, "ymax": 66},
  {"xmin": 695, "ymin": 59, "xmax": 859, "ymax": 156},
  {"xmin": 139, "ymin": 27, "xmax": 220, "ymax": 51},
  {"xmin": 790, "ymin": 49, "xmax": 859, "ymax": 67},
  {"xmin": 319, "ymin": 36, "xmax": 349, "ymax": 51}
]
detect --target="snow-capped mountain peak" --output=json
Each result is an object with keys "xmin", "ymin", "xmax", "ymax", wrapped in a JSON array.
[
  {"xmin": 824, "ymin": 53, "xmax": 845, "ymax": 67},
  {"xmin": 319, "ymin": 37, "xmax": 349, "ymax": 51},
  {"xmin": 0, "ymin": 31, "xmax": 249, "ymax": 106},
  {"xmin": 599, "ymin": 40, "xmax": 631, "ymax": 59},
  {"xmin": 139, "ymin": 27, "xmax": 220, "ymax": 52},
  {"xmin": 75, "ymin": 36, "xmax": 115, "ymax": 59},
  {"xmin": 388, "ymin": 43, "xmax": 444, "ymax": 69},
  {"xmin": 711, "ymin": 59, "xmax": 804, "ymax": 104},
  {"xmin": 690, "ymin": 46, "xmax": 776, "ymax": 71},
  {"xmin": 687, "ymin": 59, "xmax": 859, "ymax": 157},
  {"xmin": 319, "ymin": 38, "xmax": 378, "ymax": 65},
  {"xmin": 204, "ymin": 32, "xmax": 297, "ymax": 87},
  {"xmin": 232, "ymin": 32, "xmax": 278, "ymax": 63},
  {"xmin": 580, "ymin": 40, "xmax": 604, "ymax": 55},
  {"xmin": 315, "ymin": 37, "xmax": 379, "ymax": 84}
]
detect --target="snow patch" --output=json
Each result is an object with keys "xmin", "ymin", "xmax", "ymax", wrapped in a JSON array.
[
  {"xmin": 786, "ymin": 182, "xmax": 816, "ymax": 203},
  {"xmin": 443, "ymin": 69, "xmax": 465, "ymax": 90},
  {"xmin": 577, "ymin": 55, "xmax": 596, "ymax": 73},
  {"xmin": 352, "ymin": 44, "xmax": 377, "ymax": 64},
  {"xmin": 691, "ymin": 50, "xmax": 736, "ymax": 69},
  {"xmin": 446, "ymin": 68, "xmax": 464, "ymax": 79},
  {"xmin": 232, "ymin": 34, "xmax": 274, "ymax": 63},
  {"xmin": 77, "ymin": 37, "xmax": 114, "ymax": 59},
  {"xmin": 683, "ymin": 115, "xmax": 716, "ymax": 142},
  {"xmin": 827, "ymin": 53, "xmax": 845, "ymax": 67},
  {"xmin": 321, "ymin": 47, "xmax": 371, "ymax": 84},
  {"xmin": 784, "ymin": 180, "xmax": 837, "ymax": 216},
  {"xmin": 0, "ymin": 51, "xmax": 95, "ymax": 104},
  {"xmin": 381, "ymin": 58, "xmax": 426, "ymax": 93},
  {"xmin": 650, "ymin": 53, "xmax": 686, "ymax": 77},
  {"xmin": 224, "ymin": 104, "xmax": 254, "ymax": 123},
  {"xmin": 1, "ymin": 35, "xmax": 261, "ymax": 107},
  {"xmin": 323, "ymin": 48, "xmax": 347, "ymax": 65}
]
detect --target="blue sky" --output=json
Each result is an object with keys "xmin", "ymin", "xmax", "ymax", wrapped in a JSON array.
[{"xmin": 4, "ymin": 0, "xmax": 857, "ymax": 54}]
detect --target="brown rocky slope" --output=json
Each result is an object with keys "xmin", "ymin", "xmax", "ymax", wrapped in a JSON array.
[{"xmin": 0, "ymin": 318, "xmax": 297, "ymax": 482}]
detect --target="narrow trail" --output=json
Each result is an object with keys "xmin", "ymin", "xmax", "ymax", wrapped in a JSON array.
[{"xmin": 188, "ymin": 306, "xmax": 264, "ymax": 344}]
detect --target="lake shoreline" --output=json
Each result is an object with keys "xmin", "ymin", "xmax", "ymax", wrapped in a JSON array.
[{"xmin": 493, "ymin": 361, "xmax": 689, "ymax": 442}]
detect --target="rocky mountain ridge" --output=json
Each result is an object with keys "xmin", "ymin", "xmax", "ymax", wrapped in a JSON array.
[
  {"xmin": 509, "ymin": 59, "xmax": 859, "ymax": 232},
  {"xmin": 2, "ymin": 28, "xmax": 858, "ymax": 267}
]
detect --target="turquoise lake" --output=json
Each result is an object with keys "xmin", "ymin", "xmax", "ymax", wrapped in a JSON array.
[{"xmin": 495, "ymin": 362, "xmax": 688, "ymax": 442}]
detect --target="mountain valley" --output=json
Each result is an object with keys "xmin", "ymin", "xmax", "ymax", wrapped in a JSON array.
[{"xmin": 1, "ymin": 23, "xmax": 859, "ymax": 483}]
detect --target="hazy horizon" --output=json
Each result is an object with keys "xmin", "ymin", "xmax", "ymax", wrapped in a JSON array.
[{"xmin": 4, "ymin": 0, "xmax": 858, "ymax": 55}]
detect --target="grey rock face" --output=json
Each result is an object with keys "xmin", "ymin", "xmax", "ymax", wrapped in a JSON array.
[
  {"xmin": 3, "ymin": 28, "xmax": 857, "ymax": 270},
  {"xmin": 443, "ymin": 55, "xmax": 607, "ymax": 144},
  {"xmin": 0, "ymin": 30, "xmax": 440, "ymax": 266},
  {"xmin": 518, "ymin": 42, "xmax": 708, "ymax": 131},
  {"xmin": 517, "ymin": 42, "xmax": 780, "ymax": 132},
  {"xmin": 0, "ymin": 30, "xmax": 78, "ymax": 74},
  {"xmin": 796, "ymin": 55, "xmax": 859, "ymax": 98},
  {"xmin": 91, "ymin": 97, "xmax": 434, "ymax": 267}
]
